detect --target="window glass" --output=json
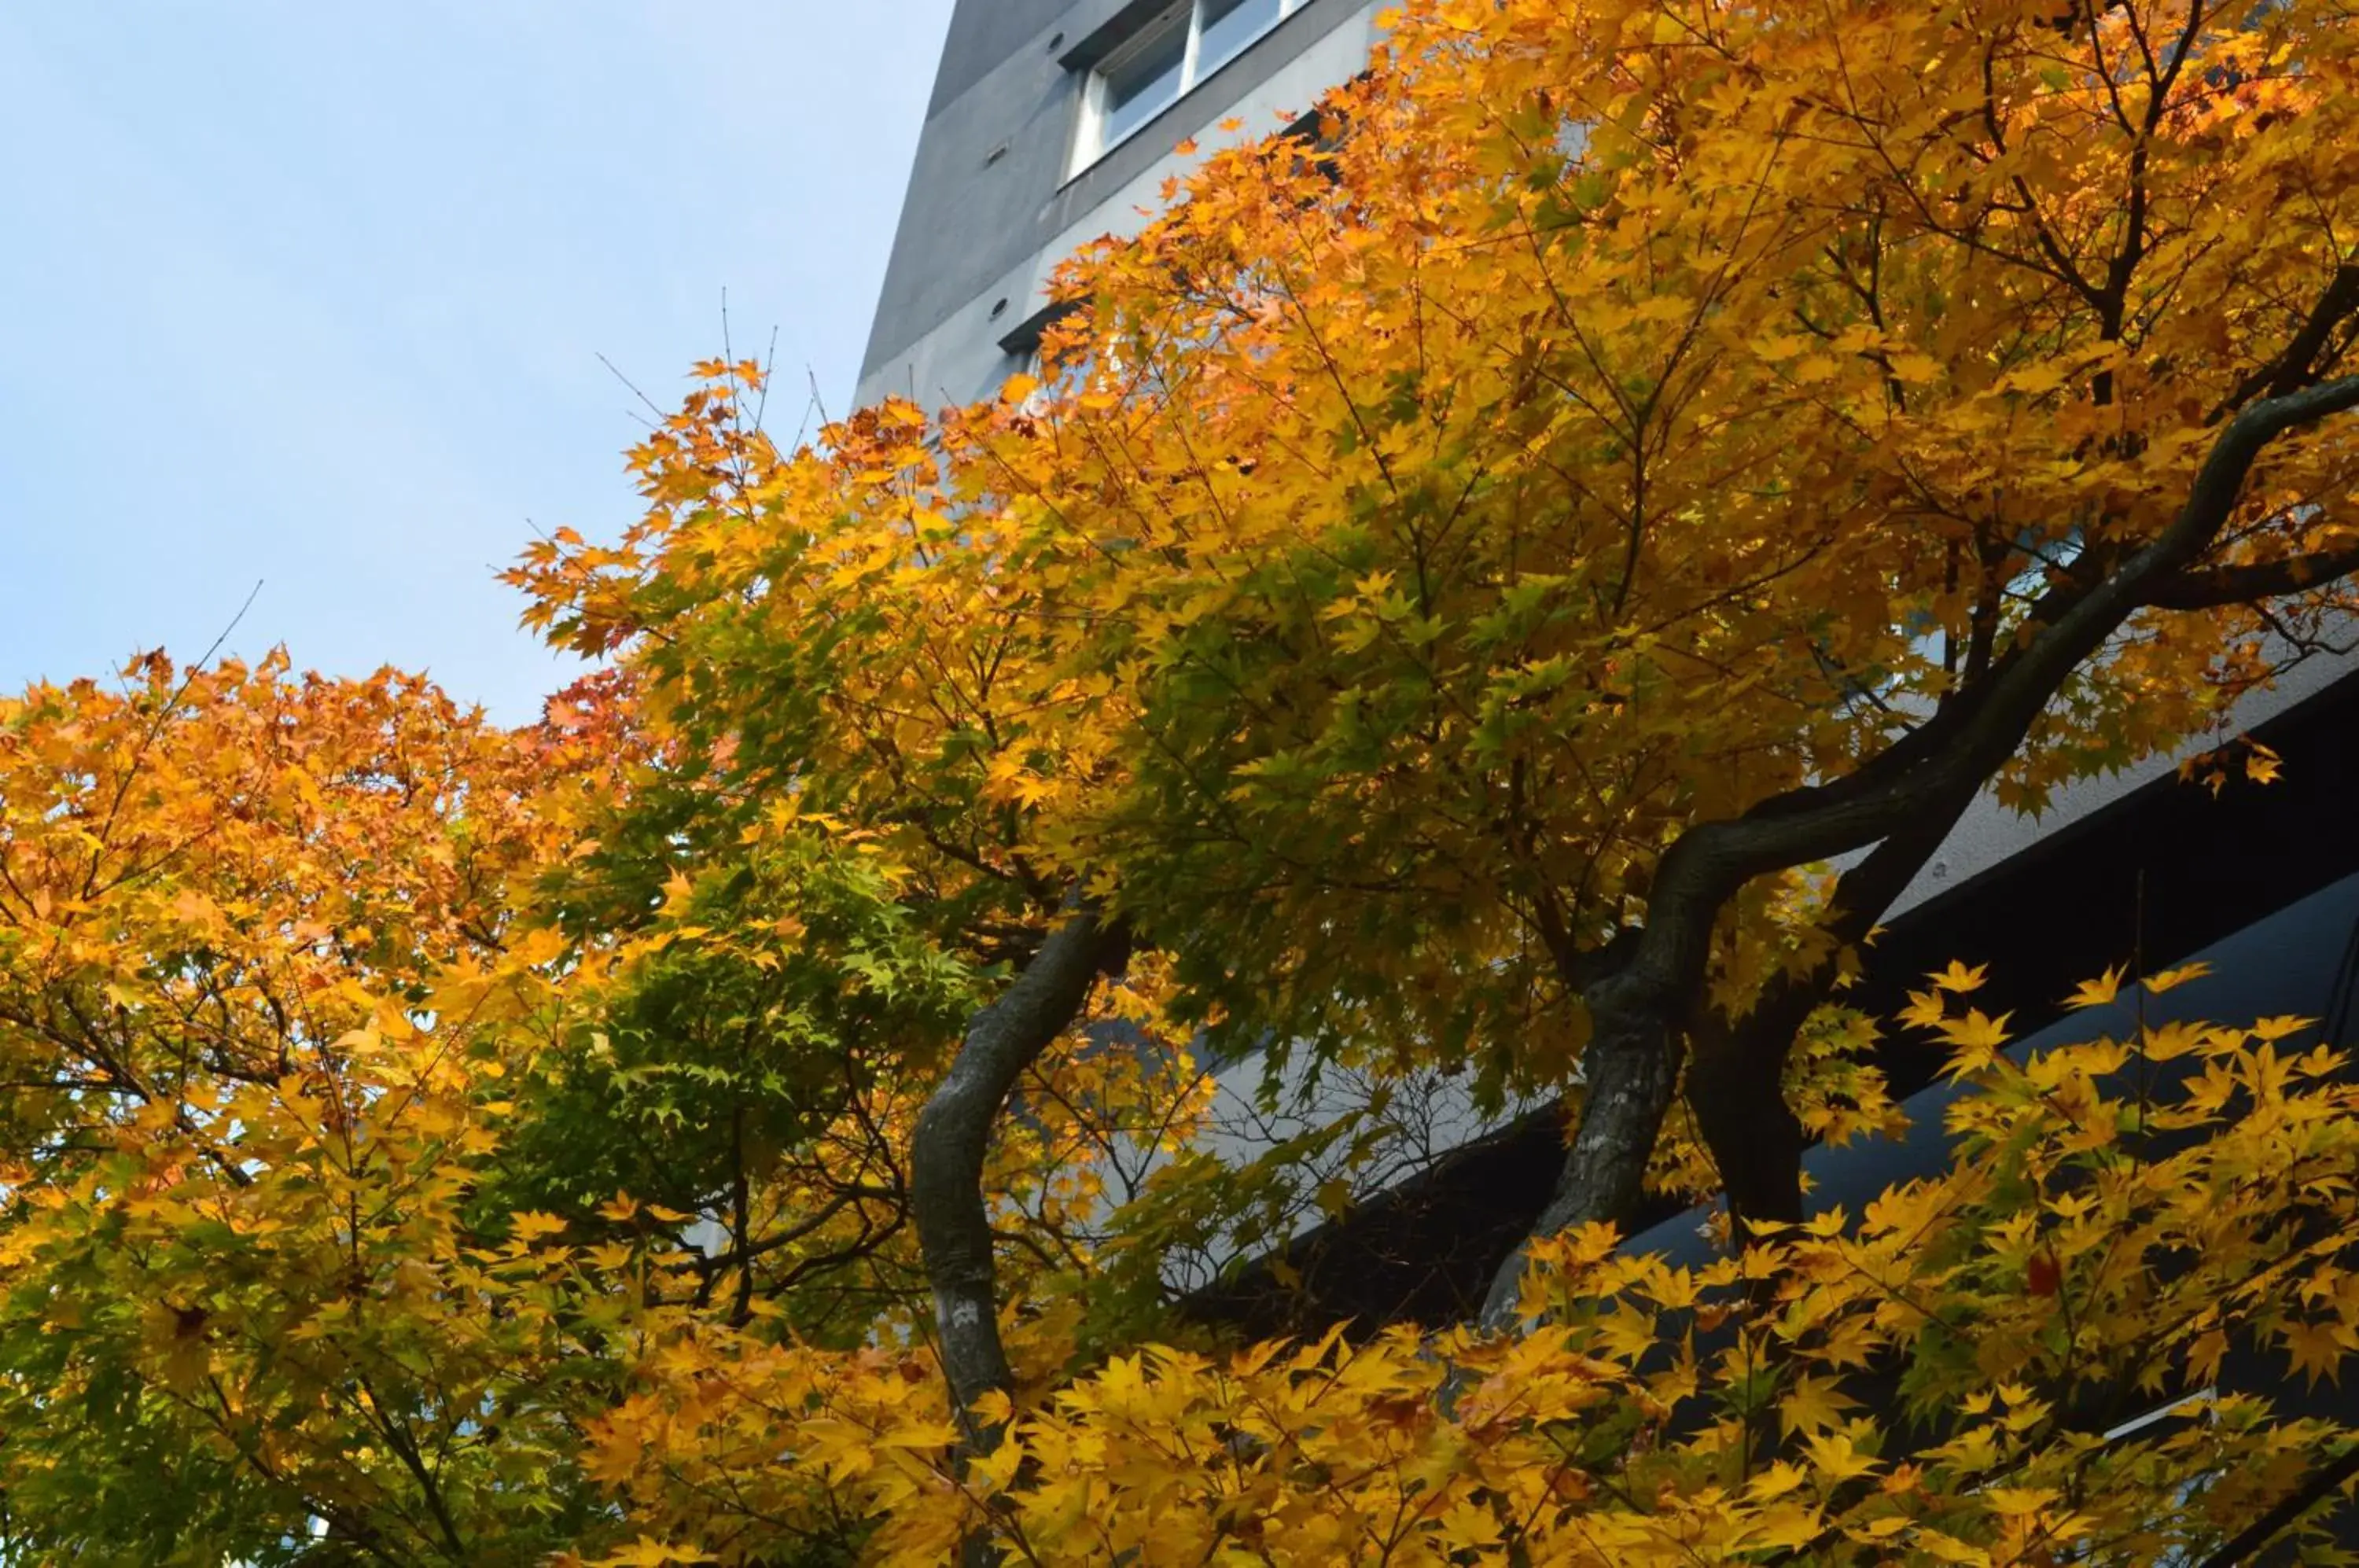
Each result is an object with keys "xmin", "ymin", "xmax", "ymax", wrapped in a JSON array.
[
  {"xmin": 1100, "ymin": 13, "xmax": 1189, "ymax": 149},
  {"xmin": 1197, "ymin": 0, "xmax": 1283, "ymax": 77}
]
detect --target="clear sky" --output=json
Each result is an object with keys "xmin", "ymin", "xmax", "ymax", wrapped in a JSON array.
[{"xmin": 0, "ymin": 2, "xmax": 955, "ymax": 722}]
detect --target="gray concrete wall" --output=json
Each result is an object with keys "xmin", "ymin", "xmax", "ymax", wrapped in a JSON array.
[
  {"xmin": 859, "ymin": 0, "xmax": 1382, "ymax": 408},
  {"xmin": 1878, "ymin": 640, "xmax": 2357, "ymax": 921}
]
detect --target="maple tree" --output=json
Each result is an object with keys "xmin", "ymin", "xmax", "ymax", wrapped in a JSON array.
[
  {"xmin": 998, "ymin": 0, "xmax": 2359, "ymax": 1337},
  {"xmin": 517, "ymin": 0, "xmax": 2359, "ymax": 1435},
  {"xmin": 0, "ymin": 653, "xmax": 613, "ymax": 1561},
  {"xmin": 0, "ymin": 651, "xmax": 1202, "ymax": 1562},
  {"xmin": 9, "ymin": 0, "xmax": 2359, "ymax": 1562},
  {"xmin": 583, "ymin": 976, "xmax": 2359, "ymax": 1565}
]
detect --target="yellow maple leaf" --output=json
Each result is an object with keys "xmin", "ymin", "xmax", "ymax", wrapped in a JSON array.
[
  {"xmin": 1779, "ymin": 1372, "xmax": 1859, "ymax": 1437},
  {"xmin": 2144, "ymin": 961, "xmax": 2213, "ymax": 996},
  {"xmin": 2062, "ymin": 964, "xmax": 2124, "ymax": 1010},
  {"xmin": 1929, "ymin": 959, "xmax": 1988, "ymax": 994},
  {"xmin": 1937, "ymin": 1009, "xmax": 2012, "ymax": 1058},
  {"xmin": 1801, "ymin": 1430, "xmax": 1881, "ymax": 1483},
  {"xmin": 509, "ymin": 1211, "xmax": 570, "ymax": 1242}
]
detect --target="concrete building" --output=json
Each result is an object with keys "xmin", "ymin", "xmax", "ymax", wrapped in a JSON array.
[
  {"xmin": 859, "ymin": 0, "xmax": 1384, "ymax": 412},
  {"xmin": 864, "ymin": 1, "xmax": 2359, "ymax": 1338}
]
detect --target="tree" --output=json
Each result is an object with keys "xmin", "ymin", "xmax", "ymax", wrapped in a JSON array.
[
  {"xmin": 1009, "ymin": 0, "xmax": 2359, "ymax": 1335},
  {"xmin": 0, "ymin": 648, "xmax": 1202, "ymax": 1562},
  {"xmin": 583, "ymin": 979, "xmax": 2359, "ymax": 1564},
  {"xmin": 8, "ymin": 0, "xmax": 2359, "ymax": 1560},
  {"xmin": 0, "ymin": 653, "xmax": 608, "ymax": 1562},
  {"xmin": 517, "ymin": 0, "xmax": 2359, "ymax": 1453}
]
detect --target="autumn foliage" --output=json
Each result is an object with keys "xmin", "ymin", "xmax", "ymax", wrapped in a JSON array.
[{"xmin": 9, "ymin": 0, "xmax": 2359, "ymax": 1561}]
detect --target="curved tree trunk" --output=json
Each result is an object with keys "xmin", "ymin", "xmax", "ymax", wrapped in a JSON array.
[
  {"xmin": 1691, "ymin": 790, "xmax": 1979, "ymax": 1242},
  {"xmin": 911, "ymin": 900, "xmax": 1122, "ymax": 1446},
  {"xmin": 1687, "ymin": 1015, "xmax": 1809, "ymax": 1235},
  {"xmin": 1478, "ymin": 976, "xmax": 1683, "ymax": 1330}
]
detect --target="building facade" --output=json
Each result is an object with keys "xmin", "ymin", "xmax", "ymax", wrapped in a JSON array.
[
  {"xmin": 865, "ymin": 0, "xmax": 2359, "ymax": 1336},
  {"xmin": 859, "ymin": 0, "xmax": 1385, "ymax": 411}
]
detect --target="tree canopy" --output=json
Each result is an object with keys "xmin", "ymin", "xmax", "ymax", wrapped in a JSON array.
[{"xmin": 8, "ymin": 0, "xmax": 2359, "ymax": 1562}]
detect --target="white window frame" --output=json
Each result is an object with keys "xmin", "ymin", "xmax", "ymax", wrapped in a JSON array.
[{"xmin": 1071, "ymin": 0, "xmax": 1314, "ymax": 177}]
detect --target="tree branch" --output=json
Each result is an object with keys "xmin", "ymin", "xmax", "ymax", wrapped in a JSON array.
[
  {"xmin": 1676, "ymin": 374, "xmax": 2359, "ymax": 916},
  {"xmin": 2190, "ymin": 1441, "xmax": 2359, "ymax": 1568},
  {"xmin": 2143, "ymin": 543, "xmax": 2359, "ymax": 610},
  {"xmin": 2212, "ymin": 263, "xmax": 2359, "ymax": 421},
  {"xmin": 1481, "ymin": 375, "xmax": 2359, "ymax": 1331}
]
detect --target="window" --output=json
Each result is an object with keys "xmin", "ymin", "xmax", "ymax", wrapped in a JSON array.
[
  {"xmin": 1098, "ymin": 13, "xmax": 1188, "ymax": 153},
  {"xmin": 1074, "ymin": 0, "xmax": 1311, "ymax": 174},
  {"xmin": 1198, "ymin": 0, "xmax": 1285, "ymax": 76}
]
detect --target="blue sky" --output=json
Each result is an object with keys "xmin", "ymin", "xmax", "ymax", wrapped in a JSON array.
[{"xmin": 0, "ymin": 2, "xmax": 953, "ymax": 721}]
